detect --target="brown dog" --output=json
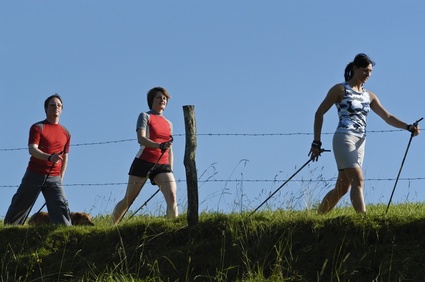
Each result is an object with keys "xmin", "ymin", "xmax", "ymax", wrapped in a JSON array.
[{"xmin": 28, "ymin": 211, "xmax": 95, "ymax": 226}]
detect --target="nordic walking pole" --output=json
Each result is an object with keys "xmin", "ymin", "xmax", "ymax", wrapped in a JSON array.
[
  {"xmin": 118, "ymin": 136, "xmax": 173, "ymax": 223},
  {"xmin": 118, "ymin": 151, "xmax": 165, "ymax": 223},
  {"xmin": 249, "ymin": 148, "xmax": 330, "ymax": 216},
  {"xmin": 127, "ymin": 189, "xmax": 160, "ymax": 220},
  {"xmin": 385, "ymin": 117, "xmax": 423, "ymax": 214}
]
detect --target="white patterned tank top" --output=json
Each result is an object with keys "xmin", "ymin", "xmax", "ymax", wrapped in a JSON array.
[{"xmin": 335, "ymin": 82, "xmax": 371, "ymax": 137}]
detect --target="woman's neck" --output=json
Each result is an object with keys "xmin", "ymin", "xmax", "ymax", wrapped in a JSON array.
[
  {"xmin": 151, "ymin": 108, "xmax": 164, "ymax": 115},
  {"xmin": 347, "ymin": 80, "xmax": 363, "ymax": 92}
]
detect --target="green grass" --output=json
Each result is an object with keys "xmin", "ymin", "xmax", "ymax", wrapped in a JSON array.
[{"xmin": 2, "ymin": 203, "xmax": 425, "ymax": 281}]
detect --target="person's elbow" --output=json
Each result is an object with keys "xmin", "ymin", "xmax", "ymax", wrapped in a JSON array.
[
  {"xmin": 28, "ymin": 144, "xmax": 38, "ymax": 156},
  {"xmin": 314, "ymin": 110, "xmax": 325, "ymax": 121},
  {"xmin": 137, "ymin": 136, "xmax": 148, "ymax": 146}
]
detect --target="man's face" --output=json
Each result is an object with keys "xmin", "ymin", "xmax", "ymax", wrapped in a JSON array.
[{"xmin": 45, "ymin": 97, "xmax": 63, "ymax": 117}]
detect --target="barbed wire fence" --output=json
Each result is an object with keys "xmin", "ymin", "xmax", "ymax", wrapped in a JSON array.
[
  {"xmin": 1, "ymin": 129, "xmax": 424, "ymax": 215},
  {"xmin": 0, "ymin": 129, "xmax": 408, "ymax": 152}
]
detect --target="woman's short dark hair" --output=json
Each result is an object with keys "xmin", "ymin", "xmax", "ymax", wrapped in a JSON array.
[
  {"xmin": 44, "ymin": 93, "xmax": 63, "ymax": 113},
  {"xmin": 344, "ymin": 53, "xmax": 376, "ymax": 81},
  {"xmin": 147, "ymin": 87, "xmax": 171, "ymax": 109}
]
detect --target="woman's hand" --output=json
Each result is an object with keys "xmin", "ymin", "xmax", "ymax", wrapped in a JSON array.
[
  {"xmin": 159, "ymin": 141, "xmax": 172, "ymax": 152},
  {"xmin": 407, "ymin": 124, "xmax": 420, "ymax": 136},
  {"xmin": 308, "ymin": 147, "xmax": 321, "ymax": 162}
]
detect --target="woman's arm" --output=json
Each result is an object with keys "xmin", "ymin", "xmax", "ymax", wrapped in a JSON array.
[
  {"xmin": 369, "ymin": 91, "xmax": 420, "ymax": 136},
  {"xmin": 313, "ymin": 84, "xmax": 345, "ymax": 141},
  {"xmin": 309, "ymin": 84, "xmax": 344, "ymax": 161},
  {"xmin": 137, "ymin": 129, "xmax": 162, "ymax": 149}
]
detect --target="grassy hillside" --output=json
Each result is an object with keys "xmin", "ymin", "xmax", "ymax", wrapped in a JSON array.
[{"xmin": 1, "ymin": 203, "xmax": 425, "ymax": 281}]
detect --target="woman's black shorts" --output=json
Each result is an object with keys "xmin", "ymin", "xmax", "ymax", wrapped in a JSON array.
[{"xmin": 128, "ymin": 158, "xmax": 173, "ymax": 185}]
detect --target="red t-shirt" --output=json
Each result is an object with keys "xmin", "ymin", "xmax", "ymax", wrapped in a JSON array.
[
  {"xmin": 27, "ymin": 120, "xmax": 71, "ymax": 176},
  {"xmin": 136, "ymin": 112, "xmax": 172, "ymax": 164}
]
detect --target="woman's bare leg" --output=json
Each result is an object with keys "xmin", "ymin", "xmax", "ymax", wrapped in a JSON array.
[
  {"xmin": 154, "ymin": 173, "xmax": 178, "ymax": 219},
  {"xmin": 345, "ymin": 167, "xmax": 366, "ymax": 213},
  {"xmin": 112, "ymin": 175, "xmax": 147, "ymax": 224},
  {"xmin": 318, "ymin": 170, "xmax": 351, "ymax": 214},
  {"xmin": 318, "ymin": 167, "xmax": 365, "ymax": 214}
]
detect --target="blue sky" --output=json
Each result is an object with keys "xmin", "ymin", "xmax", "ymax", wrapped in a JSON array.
[{"xmin": 1, "ymin": 1, "xmax": 425, "ymax": 219}]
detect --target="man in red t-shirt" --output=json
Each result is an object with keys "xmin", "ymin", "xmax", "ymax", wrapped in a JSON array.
[{"xmin": 4, "ymin": 94, "xmax": 72, "ymax": 225}]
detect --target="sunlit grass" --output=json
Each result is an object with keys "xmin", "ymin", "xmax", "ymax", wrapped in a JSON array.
[{"xmin": 2, "ymin": 202, "xmax": 425, "ymax": 281}]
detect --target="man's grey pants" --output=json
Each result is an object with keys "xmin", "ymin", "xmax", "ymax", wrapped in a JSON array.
[{"xmin": 4, "ymin": 170, "xmax": 71, "ymax": 225}]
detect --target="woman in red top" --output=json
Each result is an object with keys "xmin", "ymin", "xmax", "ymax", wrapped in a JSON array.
[{"xmin": 112, "ymin": 87, "xmax": 177, "ymax": 224}]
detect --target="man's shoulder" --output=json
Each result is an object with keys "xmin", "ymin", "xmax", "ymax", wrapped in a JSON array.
[
  {"xmin": 32, "ymin": 120, "xmax": 70, "ymax": 137},
  {"xmin": 59, "ymin": 124, "xmax": 71, "ymax": 137},
  {"xmin": 30, "ymin": 120, "xmax": 47, "ymax": 132},
  {"xmin": 33, "ymin": 119, "xmax": 47, "ymax": 126}
]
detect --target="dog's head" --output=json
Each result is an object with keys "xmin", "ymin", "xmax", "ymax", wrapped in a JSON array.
[{"xmin": 70, "ymin": 212, "xmax": 95, "ymax": 226}]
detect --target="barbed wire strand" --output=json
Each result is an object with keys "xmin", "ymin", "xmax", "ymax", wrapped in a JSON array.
[
  {"xmin": 0, "ymin": 129, "xmax": 406, "ymax": 152},
  {"xmin": 1, "ymin": 177, "xmax": 424, "ymax": 188},
  {"xmin": 2, "ymin": 129, "xmax": 421, "ymax": 189}
]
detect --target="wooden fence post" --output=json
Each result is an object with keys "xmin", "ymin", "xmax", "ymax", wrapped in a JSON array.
[{"xmin": 183, "ymin": 105, "xmax": 199, "ymax": 226}]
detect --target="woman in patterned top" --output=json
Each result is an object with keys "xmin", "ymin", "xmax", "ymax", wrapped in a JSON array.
[{"xmin": 309, "ymin": 53, "xmax": 420, "ymax": 214}]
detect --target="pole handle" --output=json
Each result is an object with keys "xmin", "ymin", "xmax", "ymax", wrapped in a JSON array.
[
  {"xmin": 414, "ymin": 117, "xmax": 423, "ymax": 125},
  {"xmin": 409, "ymin": 117, "xmax": 423, "ymax": 137}
]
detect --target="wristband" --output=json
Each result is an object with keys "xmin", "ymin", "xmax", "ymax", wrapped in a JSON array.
[
  {"xmin": 406, "ymin": 124, "xmax": 412, "ymax": 131},
  {"xmin": 311, "ymin": 140, "xmax": 322, "ymax": 149},
  {"xmin": 48, "ymin": 154, "xmax": 53, "ymax": 162}
]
